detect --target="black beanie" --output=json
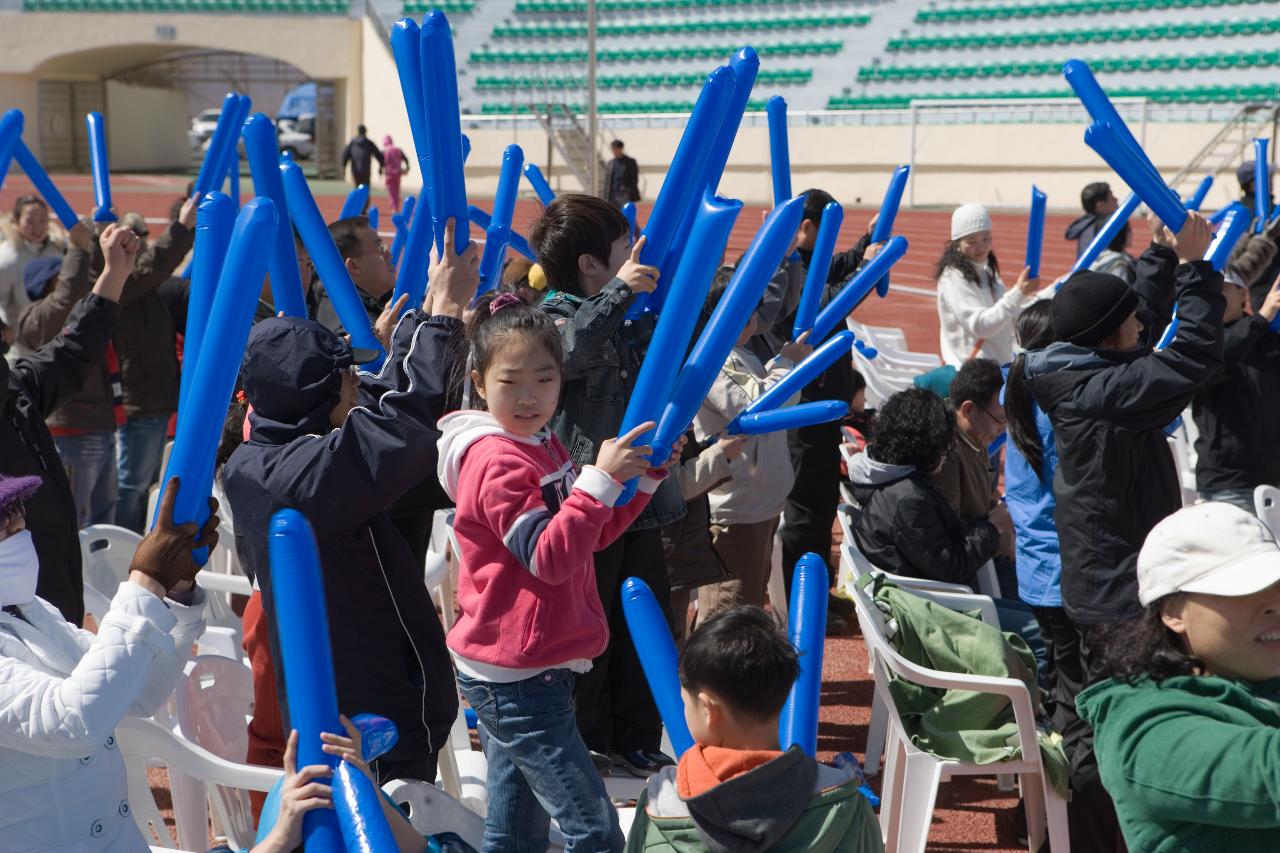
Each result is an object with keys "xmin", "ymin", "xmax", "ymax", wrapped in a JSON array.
[{"xmin": 1052, "ymin": 271, "xmax": 1140, "ymax": 346}]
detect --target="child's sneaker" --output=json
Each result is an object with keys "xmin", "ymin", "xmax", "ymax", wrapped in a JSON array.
[{"xmin": 610, "ymin": 749, "xmax": 675, "ymax": 778}]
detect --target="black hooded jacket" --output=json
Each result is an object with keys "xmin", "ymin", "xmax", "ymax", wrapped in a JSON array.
[
  {"xmin": 222, "ymin": 311, "xmax": 460, "ymax": 763},
  {"xmin": 1, "ymin": 293, "xmax": 118, "ymax": 626},
  {"xmin": 1024, "ymin": 259, "xmax": 1224, "ymax": 624},
  {"xmin": 1065, "ymin": 213, "xmax": 1104, "ymax": 258},
  {"xmin": 1191, "ymin": 311, "xmax": 1280, "ymax": 493}
]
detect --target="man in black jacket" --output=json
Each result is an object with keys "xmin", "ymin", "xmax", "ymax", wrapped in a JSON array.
[
  {"xmin": 1023, "ymin": 211, "xmax": 1218, "ymax": 852},
  {"xmin": 605, "ymin": 139, "xmax": 639, "ymax": 208},
  {"xmin": 1063, "ymin": 181, "xmax": 1118, "ymax": 258},
  {"xmin": 223, "ymin": 226, "xmax": 475, "ymax": 787},
  {"xmin": 2, "ymin": 223, "xmax": 140, "ymax": 625},
  {"xmin": 341, "ymin": 125, "xmax": 384, "ymax": 192},
  {"xmin": 1192, "ymin": 267, "xmax": 1280, "ymax": 511}
]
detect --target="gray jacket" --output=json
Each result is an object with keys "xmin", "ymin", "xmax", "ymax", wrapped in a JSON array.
[{"xmin": 541, "ymin": 278, "xmax": 685, "ymax": 529}]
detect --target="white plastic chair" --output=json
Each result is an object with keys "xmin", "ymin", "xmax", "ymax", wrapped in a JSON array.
[
  {"xmin": 767, "ymin": 514, "xmax": 788, "ymax": 632},
  {"xmin": 849, "ymin": 578, "xmax": 1069, "ymax": 853},
  {"xmin": 427, "ymin": 510, "xmax": 456, "ymax": 632},
  {"xmin": 79, "ymin": 524, "xmax": 142, "ymax": 596},
  {"xmin": 383, "ymin": 778, "xmax": 486, "ymax": 848},
  {"xmin": 118, "ymin": 716, "xmax": 281, "ymax": 852},
  {"xmin": 1255, "ymin": 484, "xmax": 1280, "ymax": 538}
]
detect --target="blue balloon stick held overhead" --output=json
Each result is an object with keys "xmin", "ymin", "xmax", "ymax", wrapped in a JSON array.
[
  {"xmin": 650, "ymin": 195, "xmax": 806, "ymax": 462},
  {"xmin": 368, "ymin": 206, "xmax": 379, "ymax": 231},
  {"xmin": 469, "ymin": 205, "xmax": 535, "ymax": 260},
  {"xmin": 242, "ymin": 113, "xmax": 308, "ymax": 319},
  {"xmin": 615, "ymin": 192, "xmax": 742, "ymax": 505},
  {"xmin": 1254, "ymin": 138, "xmax": 1270, "ymax": 233},
  {"xmin": 391, "ymin": 189, "xmax": 435, "ymax": 316},
  {"xmin": 792, "ymin": 202, "xmax": 843, "ymax": 341},
  {"xmin": 155, "ymin": 198, "xmax": 277, "ymax": 562},
  {"xmin": 1185, "ymin": 175, "xmax": 1213, "ymax": 211},
  {"xmin": 13, "ymin": 140, "xmax": 79, "ymax": 230},
  {"xmin": 523, "ymin": 161, "xmax": 556, "ymax": 205},
  {"xmin": 869, "ymin": 165, "xmax": 909, "ymax": 296},
  {"xmin": 391, "ymin": 18, "xmax": 429, "ymax": 175},
  {"xmin": 225, "ymin": 141, "xmax": 242, "ymax": 208},
  {"xmin": 729, "ymin": 401, "xmax": 849, "ymax": 436},
  {"xmin": 622, "ymin": 202, "xmax": 637, "ymax": 246},
  {"xmin": 622, "ymin": 577, "xmax": 695, "ymax": 758},
  {"xmin": 268, "ymin": 510, "xmax": 399, "ymax": 853},
  {"xmin": 1083, "ymin": 121, "xmax": 1187, "ymax": 233},
  {"xmin": 478, "ymin": 144, "xmax": 525, "ymax": 294},
  {"xmin": 390, "ymin": 195, "xmax": 416, "ymax": 266},
  {"xmin": 1062, "ymin": 59, "xmax": 1143, "ymax": 153},
  {"xmin": 340, "ymin": 184, "xmax": 369, "ymax": 220},
  {"xmin": 0, "ymin": 109, "xmax": 24, "ymax": 192},
  {"xmin": 461, "ymin": 132, "xmax": 471, "ymax": 165},
  {"xmin": 778, "ymin": 553, "xmax": 828, "ymax": 756},
  {"xmin": 194, "ymin": 92, "xmax": 239, "ymax": 196},
  {"xmin": 85, "ymin": 112, "xmax": 115, "ymax": 223},
  {"xmin": 1205, "ymin": 202, "xmax": 1250, "ymax": 272},
  {"xmin": 1025, "ymin": 185, "xmax": 1047, "ymax": 279},
  {"xmin": 421, "ymin": 10, "xmax": 470, "ymax": 257},
  {"xmin": 177, "ymin": 192, "xmax": 235, "ymax": 426},
  {"xmin": 629, "ymin": 65, "xmax": 737, "ymax": 318},
  {"xmin": 280, "ymin": 158, "xmax": 386, "ymax": 366},
  {"xmin": 766, "ymin": 95, "xmax": 791, "ymax": 207},
  {"xmin": 210, "ymin": 94, "xmax": 251, "ymax": 204},
  {"xmin": 809, "ymin": 235, "xmax": 909, "ymax": 344}
]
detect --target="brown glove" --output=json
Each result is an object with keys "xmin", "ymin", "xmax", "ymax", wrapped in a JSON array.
[{"xmin": 129, "ymin": 477, "xmax": 220, "ymax": 593}]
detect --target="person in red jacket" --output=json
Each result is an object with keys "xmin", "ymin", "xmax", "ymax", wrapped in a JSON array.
[{"xmin": 437, "ymin": 289, "xmax": 680, "ymax": 853}]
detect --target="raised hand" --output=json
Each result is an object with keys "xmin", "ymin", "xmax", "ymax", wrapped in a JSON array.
[{"xmin": 615, "ymin": 235, "xmax": 659, "ymax": 294}]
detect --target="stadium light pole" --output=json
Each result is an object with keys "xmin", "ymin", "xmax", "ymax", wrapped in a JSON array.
[{"xmin": 587, "ymin": 0, "xmax": 599, "ymax": 197}]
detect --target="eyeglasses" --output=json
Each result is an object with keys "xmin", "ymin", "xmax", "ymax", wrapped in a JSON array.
[{"xmin": 980, "ymin": 403, "xmax": 1006, "ymax": 427}]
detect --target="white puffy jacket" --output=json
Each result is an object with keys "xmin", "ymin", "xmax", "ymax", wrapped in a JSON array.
[{"xmin": 0, "ymin": 581, "xmax": 206, "ymax": 853}]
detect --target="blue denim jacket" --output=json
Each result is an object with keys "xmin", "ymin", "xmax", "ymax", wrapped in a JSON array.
[{"xmin": 541, "ymin": 279, "xmax": 686, "ymax": 530}]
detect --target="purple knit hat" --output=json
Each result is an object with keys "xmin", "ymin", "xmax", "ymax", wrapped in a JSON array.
[{"xmin": 0, "ymin": 474, "xmax": 42, "ymax": 516}]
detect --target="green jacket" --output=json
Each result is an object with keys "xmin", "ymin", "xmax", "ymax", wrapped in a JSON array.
[
  {"xmin": 1077, "ymin": 674, "xmax": 1280, "ymax": 853},
  {"xmin": 625, "ymin": 746, "xmax": 883, "ymax": 853},
  {"xmin": 866, "ymin": 575, "xmax": 1069, "ymax": 795}
]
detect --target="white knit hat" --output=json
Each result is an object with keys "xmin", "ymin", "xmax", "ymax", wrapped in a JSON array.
[{"xmin": 951, "ymin": 203, "xmax": 993, "ymax": 240}]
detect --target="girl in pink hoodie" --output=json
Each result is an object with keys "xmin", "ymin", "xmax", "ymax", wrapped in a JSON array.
[{"xmin": 437, "ymin": 290, "xmax": 678, "ymax": 852}]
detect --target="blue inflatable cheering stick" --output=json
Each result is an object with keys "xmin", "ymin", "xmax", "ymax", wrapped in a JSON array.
[
  {"xmin": 280, "ymin": 158, "xmax": 386, "ymax": 367},
  {"xmin": 792, "ymin": 202, "xmax": 843, "ymax": 341},
  {"xmin": 650, "ymin": 196, "xmax": 807, "ymax": 464},
  {"xmin": 629, "ymin": 65, "xmax": 737, "ymax": 318},
  {"xmin": 766, "ymin": 95, "xmax": 791, "ymax": 207},
  {"xmin": 390, "ymin": 195, "xmax": 415, "ymax": 267},
  {"xmin": 341, "ymin": 184, "xmax": 370, "ymax": 219},
  {"xmin": 1025, "ymin": 185, "xmax": 1047, "ymax": 279},
  {"xmin": 13, "ymin": 140, "xmax": 79, "ymax": 230},
  {"xmin": 421, "ymin": 10, "xmax": 470, "ymax": 258},
  {"xmin": 729, "ymin": 401, "xmax": 848, "ymax": 436},
  {"xmin": 268, "ymin": 509, "xmax": 399, "ymax": 853},
  {"xmin": 85, "ymin": 112, "xmax": 115, "ymax": 223},
  {"xmin": 869, "ymin": 165, "xmax": 909, "ymax": 296},
  {"xmin": 1083, "ymin": 121, "xmax": 1187, "ymax": 233},
  {"xmin": 368, "ymin": 206, "xmax": 379, "ymax": 231},
  {"xmin": 1185, "ymin": 175, "xmax": 1214, "ymax": 212},
  {"xmin": 194, "ymin": 93, "xmax": 240, "ymax": 196},
  {"xmin": 0, "ymin": 109, "xmax": 23, "ymax": 192},
  {"xmin": 1067, "ymin": 192, "xmax": 1140, "ymax": 280},
  {"xmin": 614, "ymin": 192, "xmax": 742, "ymax": 505},
  {"xmin": 523, "ymin": 161, "xmax": 556, "ymax": 205},
  {"xmin": 469, "ymin": 205, "xmax": 535, "ymax": 260},
  {"xmin": 177, "ymin": 193, "xmax": 235, "ymax": 426},
  {"xmin": 1254, "ymin": 138, "xmax": 1270, "ymax": 233},
  {"xmin": 809, "ymin": 235, "xmax": 909, "ymax": 344},
  {"xmin": 211, "ymin": 94, "xmax": 251, "ymax": 204},
  {"xmin": 622, "ymin": 201, "xmax": 637, "ymax": 246},
  {"xmin": 729, "ymin": 331, "xmax": 856, "ymax": 430},
  {"xmin": 1206, "ymin": 202, "xmax": 1251, "ymax": 272},
  {"xmin": 478, "ymin": 144, "xmax": 525, "ymax": 294},
  {"xmin": 155, "ymin": 198, "xmax": 277, "ymax": 561},
  {"xmin": 622, "ymin": 577, "xmax": 695, "ymax": 758},
  {"xmin": 778, "ymin": 553, "xmax": 829, "ymax": 756},
  {"xmin": 242, "ymin": 113, "xmax": 308, "ymax": 318}
]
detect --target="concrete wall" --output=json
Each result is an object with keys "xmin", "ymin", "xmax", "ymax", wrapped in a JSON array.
[{"xmin": 105, "ymin": 80, "xmax": 188, "ymax": 171}]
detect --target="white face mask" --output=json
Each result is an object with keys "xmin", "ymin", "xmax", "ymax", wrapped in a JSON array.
[{"xmin": 0, "ymin": 530, "xmax": 39, "ymax": 608}]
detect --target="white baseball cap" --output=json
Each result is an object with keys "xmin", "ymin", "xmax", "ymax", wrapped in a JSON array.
[
  {"xmin": 1137, "ymin": 502, "xmax": 1280, "ymax": 605},
  {"xmin": 951, "ymin": 203, "xmax": 993, "ymax": 240}
]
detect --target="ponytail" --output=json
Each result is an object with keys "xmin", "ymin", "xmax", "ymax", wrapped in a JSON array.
[{"xmin": 1006, "ymin": 300, "xmax": 1056, "ymax": 480}]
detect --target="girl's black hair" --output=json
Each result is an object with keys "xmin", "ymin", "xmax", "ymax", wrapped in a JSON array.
[
  {"xmin": 1091, "ymin": 595, "xmax": 1202, "ymax": 683},
  {"xmin": 463, "ymin": 289, "xmax": 563, "ymax": 409},
  {"xmin": 1107, "ymin": 221, "xmax": 1131, "ymax": 253},
  {"xmin": 868, "ymin": 387, "xmax": 955, "ymax": 472},
  {"xmin": 1004, "ymin": 300, "xmax": 1056, "ymax": 479},
  {"xmin": 933, "ymin": 240, "xmax": 1000, "ymax": 287}
]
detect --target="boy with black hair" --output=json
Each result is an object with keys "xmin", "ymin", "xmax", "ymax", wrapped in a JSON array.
[
  {"xmin": 1065, "ymin": 181, "xmax": 1118, "ymax": 258},
  {"xmin": 532, "ymin": 193, "xmax": 689, "ymax": 776},
  {"xmin": 626, "ymin": 606, "xmax": 883, "ymax": 852}
]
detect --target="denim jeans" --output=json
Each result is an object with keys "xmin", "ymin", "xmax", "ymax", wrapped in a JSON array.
[
  {"xmin": 1199, "ymin": 488, "xmax": 1256, "ymax": 514},
  {"xmin": 994, "ymin": 597, "xmax": 1049, "ymax": 689},
  {"xmin": 53, "ymin": 432, "xmax": 118, "ymax": 528},
  {"xmin": 457, "ymin": 669, "xmax": 623, "ymax": 853},
  {"xmin": 115, "ymin": 415, "xmax": 170, "ymax": 533}
]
